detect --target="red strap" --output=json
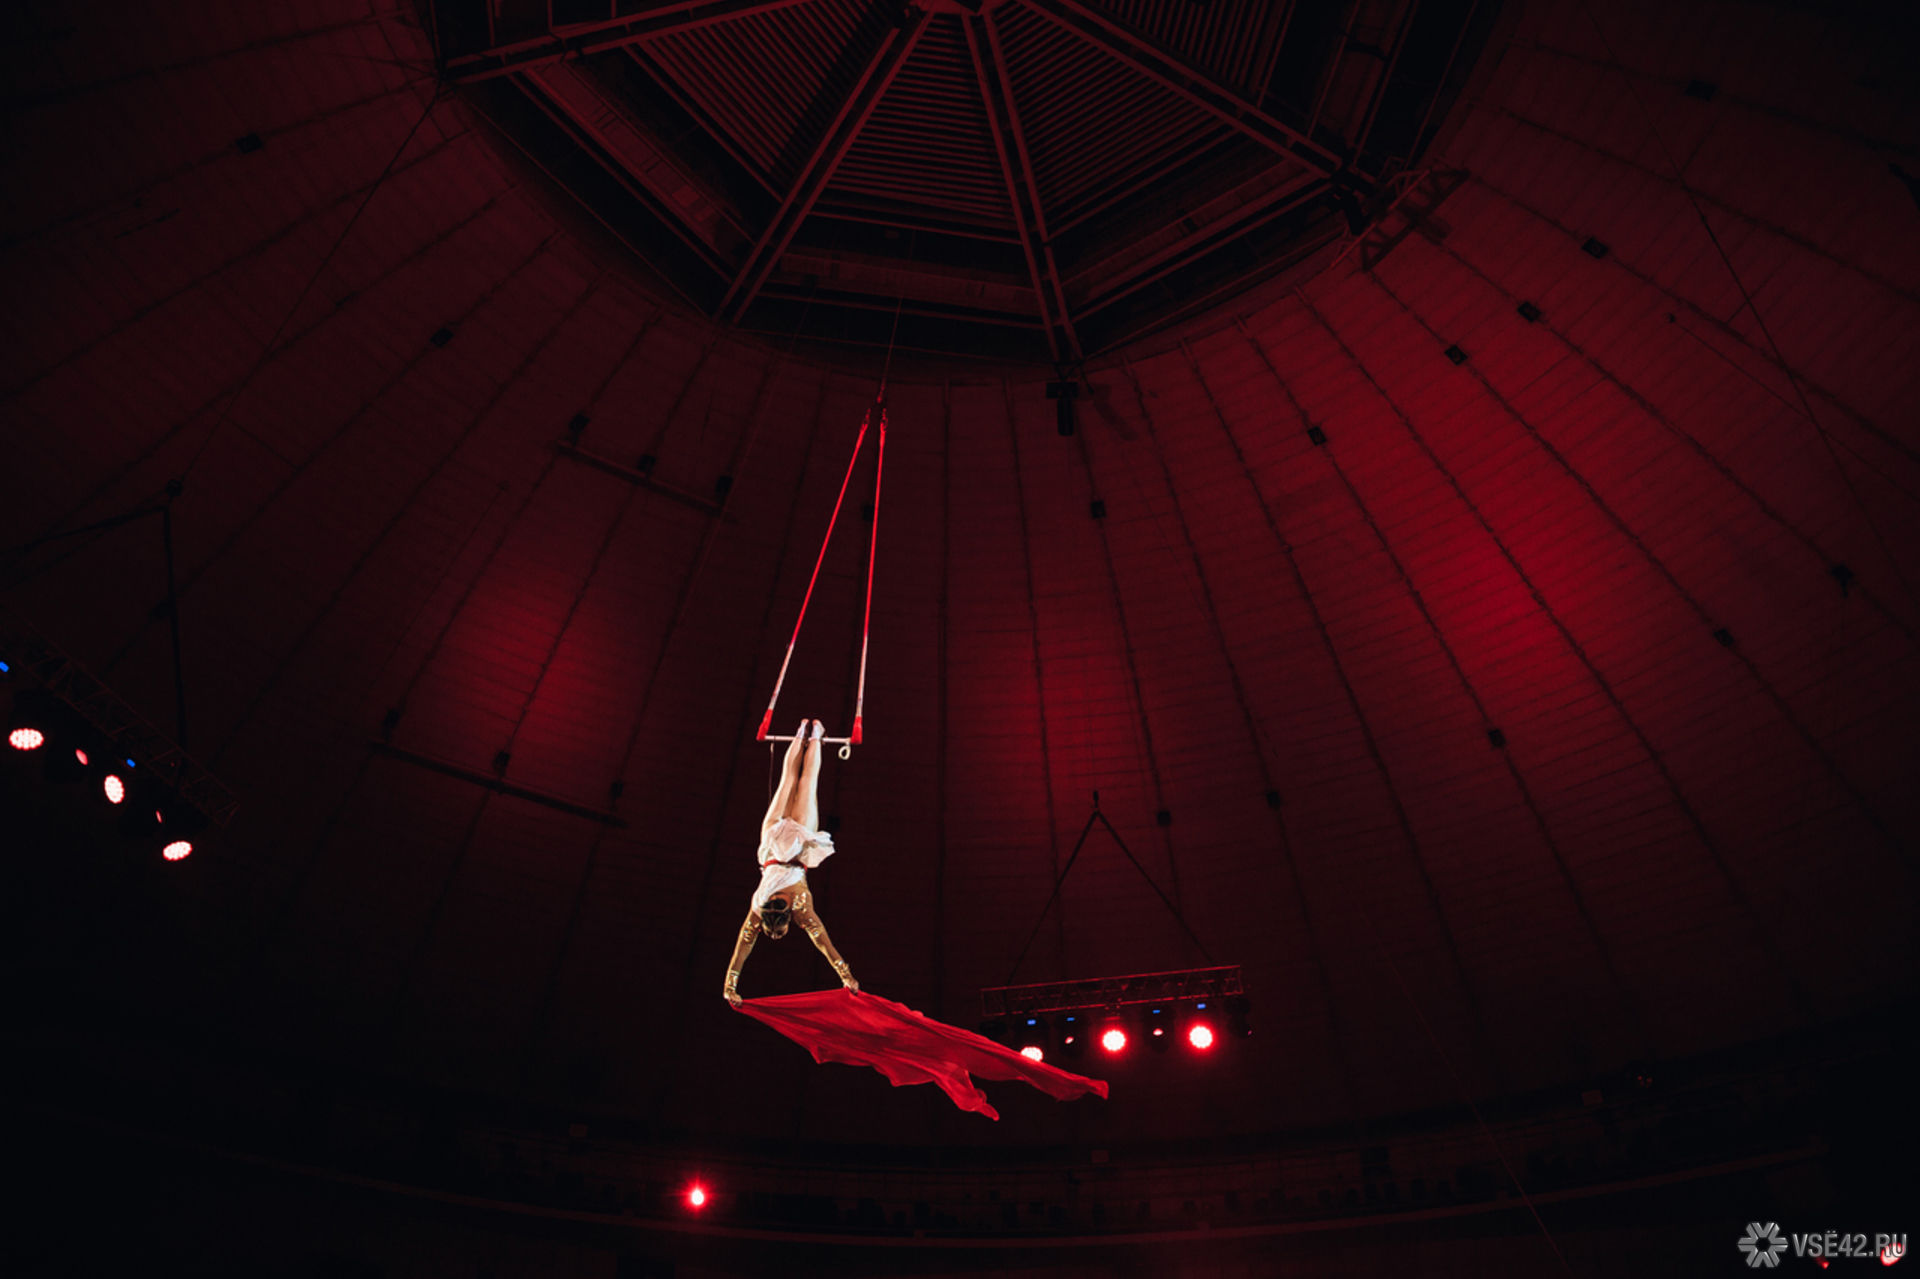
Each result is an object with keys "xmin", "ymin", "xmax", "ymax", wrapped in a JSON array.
[
  {"xmin": 757, "ymin": 400, "xmax": 874, "ymax": 741},
  {"xmin": 850, "ymin": 406, "xmax": 885, "ymax": 745}
]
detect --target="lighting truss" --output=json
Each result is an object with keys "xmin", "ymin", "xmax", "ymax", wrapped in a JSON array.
[
  {"xmin": 980, "ymin": 965, "xmax": 1243, "ymax": 1019},
  {"xmin": 0, "ymin": 612, "xmax": 236, "ymax": 827}
]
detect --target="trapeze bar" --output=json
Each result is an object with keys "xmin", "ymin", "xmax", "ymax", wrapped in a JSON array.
[{"xmin": 762, "ymin": 733, "xmax": 856, "ymax": 760}]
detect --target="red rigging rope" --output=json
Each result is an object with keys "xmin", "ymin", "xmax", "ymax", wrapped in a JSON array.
[{"xmin": 755, "ymin": 393, "xmax": 888, "ymax": 753}]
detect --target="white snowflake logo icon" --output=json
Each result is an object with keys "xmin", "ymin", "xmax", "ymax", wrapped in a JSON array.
[{"xmin": 1739, "ymin": 1222, "xmax": 1786, "ymax": 1268}]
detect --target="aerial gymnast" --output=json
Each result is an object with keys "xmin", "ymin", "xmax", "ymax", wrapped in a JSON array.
[
  {"xmin": 724, "ymin": 719, "xmax": 857, "ymax": 1006},
  {"xmin": 721, "ymin": 720, "xmax": 1108, "ymax": 1119}
]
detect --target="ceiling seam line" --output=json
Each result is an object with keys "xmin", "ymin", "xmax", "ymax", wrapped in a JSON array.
[
  {"xmin": 202, "ymin": 269, "xmax": 617, "ymax": 774},
  {"xmin": 1000, "ymin": 376, "xmax": 1071, "ymax": 982},
  {"xmin": 380, "ymin": 305, "xmax": 675, "ymax": 753},
  {"xmin": 3, "ymin": 124, "xmax": 481, "ymax": 404},
  {"xmin": 1189, "ymin": 309, "xmax": 1508, "ymax": 1099},
  {"xmin": 0, "ymin": 76, "xmax": 437, "ymax": 256},
  {"xmin": 1460, "ymin": 170, "xmax": 1920, "ymax": 479},
  {"xmin": 1227, "ymin": 325, "xmax": 1656, "ymax": 1064},
  {"xmin": 374, "ymin": 787, "xmax": 501, "ymax": 1046},
  {"xmin": 639, "ymin": 333, "xmax": 729, "ymax": 484},
  {"xmin": 10, "ymin": 7, "xmax": 412, "ymax": 110},
  {"xmin": 1294, "ymin": 289, "xmax": 1818, "ymax": 1019},
  {"xmin": 1124, "ymin": 354, "xmax": 1365, "ymax": 1116},
  {"xmin": 7, "ymin": 143, "xmax": 499, "ymax": 593},
  {"xmin": 1366, "ymin": 271, "xmax": 1914, "ymax": 876},
  {"xmin": 1428, "ymin": 229, "xmax": 1920, "ymax": 652},
  {"xmin": 233, "ymin": 440, "xmax": 578, "ymax": 999},
  {"xmin": 388, "ymin": 448, "xmax": 652, "ymax": 1042},
  {"xmin": 515, "ymin": 347, "xmax": 788, "ymax": 1096},
  {"xmin": 97, "ymin": 221, "xmax": 555, "ymax": 683},
  {"xmin": 366, "ymin": 307, "xmax": 673, "ymax": 1050},
  {"xmin": 1569, "ymin": 0, "xmax": 1920, "ymax": 623},
  {"xmin": 1478, "ymin": 104, "xmax": 1920, "ymax": 310},
  {"xmin": 1510, "ymin": 37, "xmax": 1920, "ymax": 159},
  {"xmin": 649, "ymin": 372, "xmax": 838, "ymax": 1125}
]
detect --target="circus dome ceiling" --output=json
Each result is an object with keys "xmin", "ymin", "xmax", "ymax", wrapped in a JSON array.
[
  {"xmin": 436, "ymin": 0, "xmax": 1496, "ymax": 360},
  {"xmin": 2, "ymin": 0, "xmax": 1917, "ymax": 1159}
]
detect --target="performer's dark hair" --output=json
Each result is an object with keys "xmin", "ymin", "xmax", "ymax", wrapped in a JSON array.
[{"xmin": 761, "ymin": 897, "xmax": 791, "ymax": 932}]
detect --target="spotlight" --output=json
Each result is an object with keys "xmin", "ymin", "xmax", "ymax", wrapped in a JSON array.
[
  {"xmin": 8, "ymin": 688, "xmax": 59, "ymax": 752},
  {"xmin": 1100, "ymin": 1027, "xmax": 1127, "ymax": 1054},
  {"xmin": 1145, "ymin": 1006, "xmax": 1170, "ymax": 1053},
  {"xmin": 1181, "ymin": 1000, "xmax": 1219, "ymax": 1051},
  {"xmin": 153, "ymin": 794, "xmax": 210, "ymax": 861},
  {"xmin": 1058, "ymin": 1013, "xmax": 1084, "ymax": 1059},
  {"xmin": 1014, "ymin": 1015, "xmax": 1048, "ymax": 1059},
  {"xmin": 687, "ymin": 1185, "xmax": 708, "ymax": 1209},
  {"xmin": 1019, "ymin": 1046, "xmax": 1044, "ymax": 1062},
  {"xmin": 102, "ymin": 774, "xmax": 126, "ymax": 804}
]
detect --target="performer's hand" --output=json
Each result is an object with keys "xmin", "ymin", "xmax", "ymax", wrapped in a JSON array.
[
  {"xmin": 725, "ymin": 988, "xmax": 743, "ymax": 1008},
  {"xmin": 841, "ymin": 973, "xmax": 860, "ymax": 993}
]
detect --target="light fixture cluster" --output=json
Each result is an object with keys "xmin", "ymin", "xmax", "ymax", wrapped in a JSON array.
[
  {"xmin": 6, "ymin": 684, "xmax": 208, "ymax": 861},
  {"xmin": 981, "ymin": 996, "xmax": 1250, "ymax": 1064}
]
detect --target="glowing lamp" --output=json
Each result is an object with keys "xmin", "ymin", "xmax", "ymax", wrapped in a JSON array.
[
  {"xmin": 688, "ymin": 1186, "xmax": 707, "ymax": 1209},
  {"xmin": 1100, "ymin": 1027, "xmax": 1127, "ymax": 1054},
  {"xmin": 103, "ymin": 774, "xmax": 125, "ymax": 804},
  {"xmin": 9, "ymin": 727, "xmax": 43, "ymax": 751},
  {"xmin": 1188, "ymin": 1024, "xmax": 1215, "ymax": 1050},
  {"xmin": 162, "ymin": 841, "xmax": 193, "ymax": 861},
  {"xmin": 1019, "ymin": 1045, "xmax": 1044, "ymax": 1062}
]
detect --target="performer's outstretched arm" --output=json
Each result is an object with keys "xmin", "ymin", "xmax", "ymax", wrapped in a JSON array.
[
  {"xmin": 795, "ymin": 898, "xmax": 858, "ymax": 992},
  {"xmin": 724, "ymin": 911, "xmax": 762, "ymax": 1006}
]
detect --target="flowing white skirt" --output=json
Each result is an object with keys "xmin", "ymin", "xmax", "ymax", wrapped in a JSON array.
[{"xmin": 752, "ymin": 817, "xmax": 836, "ymax": 912}]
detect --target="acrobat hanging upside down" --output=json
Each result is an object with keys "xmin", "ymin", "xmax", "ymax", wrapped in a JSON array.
[{"xmin": 724, "ymin": 719, "xmax": 858, "ymax": 1006}]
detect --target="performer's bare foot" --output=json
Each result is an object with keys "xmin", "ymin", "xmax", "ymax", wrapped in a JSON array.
[{"xmin": 810, "ymin": 718, "xmax": 825, "ymax": 740}]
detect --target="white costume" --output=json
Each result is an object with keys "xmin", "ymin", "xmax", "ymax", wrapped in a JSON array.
[{"xmin": 752, "ymin": 816, "xmax": 835, "ymax": 912}]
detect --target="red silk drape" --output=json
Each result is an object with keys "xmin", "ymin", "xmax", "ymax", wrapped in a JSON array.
[{"xmin": 735, "ymin": 989, "xmax": 1109, "ymax": 1120}]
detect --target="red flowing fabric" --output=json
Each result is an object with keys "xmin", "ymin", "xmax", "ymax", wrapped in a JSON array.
[{"xmin": 735, "ymin": 989, "xmax": 1109, "ymax": 1120}]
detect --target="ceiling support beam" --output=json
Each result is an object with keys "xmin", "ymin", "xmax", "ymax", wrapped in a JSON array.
[
  {"xmin": 963, "ymin": 14, "xmax": 1081, "ymax": 365},
  {"xmin": 442, "ymin": 0, "xmax": 815, "ymax": 83},
  {"xmin": 717, "ymin": 9, "xmax": 934, "ymax": 323},
  {"xmin": 1014, "ymin": 0, "xmax": 1344, "ymax": 176}
]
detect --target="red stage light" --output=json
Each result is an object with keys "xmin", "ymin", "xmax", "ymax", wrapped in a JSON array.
[
  {"xmin": 1188, "ymin": 1024, "xmax": 1215, "ymax": 1050},
  {"xmin": 1019, "ymin": 1045, "xmax": 1044, "ymax": 1062},
  {"xmin": 1101, "ymin": 1028, "xmax": 1127, "ymax": 1054},
  {"xmin": 74, "ymin": 748, "xmax": 89, "ymax": 766},
  {"xmin": 162, "ymin": 841, "xmax": 192, "ymax": 861},
  {"xmin": 103, "ymin": 774, "xmax": 125, "ymax": 804},
  {"xmin": 8, "ymin": 727, "xmax": 42, "ymax": 751},
  {"xmin": 688, "ymin": 1185, "xmax": 708, "ymax": 1209}
]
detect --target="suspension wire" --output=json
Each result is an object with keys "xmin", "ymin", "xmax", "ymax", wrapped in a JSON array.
[
  {"xmin": 1570, "ymin": 0, "xmax": 1918, "ymax": 616},
  {"xmin": 179, "ymin": 82, "xmax": 443, "ymax": 487}
]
